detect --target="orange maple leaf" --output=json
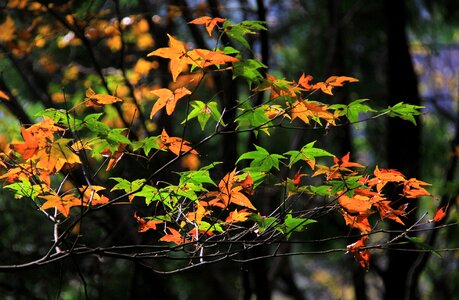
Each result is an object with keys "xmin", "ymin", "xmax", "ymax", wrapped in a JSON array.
[
  {"xmin": 84, "ymin": 88, "xmax": 123, "ymax": 107},
  {"xmin": 346, "ymin": 235, "xmax": 371, "ymax": 270},
  {"xmin": 184, "ymin": 204, "xmax": 208, "ymax": 226},
  {"xmin": 134, "ymin": 213, "xmax": 163, "ymax": 232},
  {"xmin": 209, "ymin": 169, "xmax": 257, "ymax": 210},
  {"xmin": 297, "ymin": 73, "xmax": 314, "ymax": 90},
  {"xmin": 40, "ymin": 194, "xmax": 82, "ymax": 217},
  {"xmin": 11, "ymin": 127, "xmax": 40, "ymax": 159},
  {"xmin": 333, "ymin": 153, "xmax": 365, "ymax": 169},
  {"xmin": 194, "ymin": 49, "xmax": 239, "ymax": 68},
  {"xmin": 374, "ymin": 201, "xmax": 407, "ymax": 225},
  {"xmin": 160, "ymin": 129, "xmax": 198, "ymax": 156},
  {"xmin": 36, "ymin": 138, "xmax": 81, "ymax": 173},
  {"xmin": 341, "ymin": 210, "xmax": 372, "ymax": 233},
  {"xmin": 290, "ymin": 100, "xmax": 336, "ymax": 125},
  {"xmin": 432, "ymin": 204, "xmax": 449, "ymax": 223},
  {"xmin": 313, "ymin": 76, "xmax": 359, "ymax": 95},
  {"xmin": 293, "ymin": 172, "xmax": 307, "ymax": 185},
  {"xmin": 0, "ymin": 90, "xmax": 10, "ymax": 101},
  {"xmin": 225, "ymin": 209, "xmax": 252, "ymax": 223},
  {"xmin": 150, "ymin": 87, "xmax": 191, "ymax": 118},
  {"xmin": 160, "ymin": 227, "xmax": 187, "ymax": 245},
  {"xmin": 189, "ymin": 16, "xmax": 226, "ymax": 37},
  {"xmin": 101, "ymin": 143, "xmax": 126, "ymax": 171},
  {"xmin": 403, "ymin": 178, "xmax": 431, "ymax": 198},
  {"xmin": 235, "ymin": 173, "xmax": 254, "ymax": 194},
  {"xmin": 79, "ymin": 185, "xmax": 109, "ymax": 206},
  {"xmin": 0, "ymin": 163, "xmax": 51, "ymax": 185},
  {"xmin": 0, "ymin": 16, "xmax": 15, "ymax": 43},
  {"xmin": 368, "ymin": 166, "xmax": 405, "ymax": 192},
  {"xmin": 338, "ymin": 194, "xmax": 376, "ymax": 214},
  {"xmin": 260, "ymin": 73, "xmax": 299, "ymax": 99},
  {"xmin": 147, "ymin": 34, "xmax": 196, "ymax": 82}
]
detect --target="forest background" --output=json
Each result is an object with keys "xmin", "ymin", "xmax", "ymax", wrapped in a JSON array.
[{"xmin": 0, "ymin": 0, "xmax": 458, "ymax": 299}]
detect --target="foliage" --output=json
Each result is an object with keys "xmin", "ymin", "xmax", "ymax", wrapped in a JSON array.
[{"xmin": 0, "ymin": 2, "xmax": 453, "ymax": 298}]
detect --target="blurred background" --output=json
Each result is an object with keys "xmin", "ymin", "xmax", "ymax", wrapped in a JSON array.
[{"xmin": 0, "ymin": 0, "xmax": 458, "ymax": 299}]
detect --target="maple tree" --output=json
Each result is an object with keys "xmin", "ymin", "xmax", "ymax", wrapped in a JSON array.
[{"xmin": 0, "ymin": 2, "xmax": 456, "ymax": 299}]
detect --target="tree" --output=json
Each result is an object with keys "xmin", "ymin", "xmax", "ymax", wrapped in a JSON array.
[{"xmin": 0, "ymin": 1, "xmax": 454, "ymax": 299}]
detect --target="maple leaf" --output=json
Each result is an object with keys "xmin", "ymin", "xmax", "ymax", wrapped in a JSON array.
[
  {"xmin": 40, "ymin": 194, "xmax": 81, "ymax": 217},
  {"xmin": 0, "ymin": 90, "xmax": 10, "ymax": 101},
  {"xmin": 36, "ymin": 138, "xmax": 81, "ymax": 173},
  {"xmin": 225, "ymin": 209, "xmax": 252, "ymax": 223},
  {"xmin": 160, "ymin": 227, "xmax": 187, "ymax": 245},
  {"xmin": 134, "ymin": 213, "xmax": 163, "ymax": 232},
  {"xmin": 432, "ymin": 204, "xmax": 449, "ymax": 223},
  {"xmin": 193, "ymin": 49, "xmax": 239, "ymax": 68},
  {"xmin": 368, "ymin": 166, "xmax": 405, "ymax": 192},
  {"xmin": 28, "ymin": 117, "xmax": 63, "ymax": 143},
  {"xmin": 205, "ymin": 169, "xmax": 257, "ymax": 210},
  {"xmin": 293, "ymin": 172, "xmax": 307, "ymax": 185},
  {"xmin": 346, "ymin": 235, "xmax": 371, "ymax": 270},
  {"xmin": 341, "ymin": 210, "xmax": 372, "ymax": 233},
  {"xmin": 160, "ymin": 129, "xmax": 198, "ymax": 156},
  {"xmin": 333, "ymin": 153, "xmax": 364, "ymax": 169},
  {"xmin": 258, "ymin": 73, "xmax": 299, "ymax": 99},
  {"xmin": 0, "ymin": 16, "xmax": 15, "ymax": 43},
  {"xmin": 101, "ymin": 143, "xmax": 126, "ymax": 171},
  {"xmin": 235, "ymin": 173, "xmax": 254, "ymax": 194},
  {"xmin": 374, "ymin": 201, "xmax": 407, "ymax": 225},
  {"xmin": 84, "ymin": 88, "xmax": 123, "ymax": 107},
  {"xmin": 189, "ymin": 16, "xmax": 226, "ymax": 37},
  {"xmin": 290, "ymin": 100, "xmax": 336, "ymax": 125},
  {"xmin": 297, "ymin": 73, "xmax": 314, "ymax": 90},
  {"xmin": 147, "ymin": 34, "xmax": 196, "ymax": 82},
  {"xmin": 0, "ymin": 163, "xmax": 50, "ymax": 186},
  {"xmin": 150, "ymin": 87, "xmax": 191, "ymax": 118},
  {"xmin": 184, "ymin": 204, "xmax": 208, "ymax": 225},
  {"xmin": 313, "ymin": 76, "xmax": 359, "ymax": 95},
  {"xmin": 338, "ymin": 194, "xmax": 374, "ymax": 214},
  {"xmin": 79, "ymin": 185, "xmax": 109, "ymax": 206},
  {"xmin": 10, "ymin": 127, "xmax": 40, "ymax": 159},
  {"xmin": 403, "ymin": 178, "xmax": 431, "ymax": 198}
]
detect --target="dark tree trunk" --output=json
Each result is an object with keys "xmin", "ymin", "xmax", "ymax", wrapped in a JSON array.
[
  {"xmin": 383, "ymin": 1, "xmax": 422, "ymax": 299},
  {"xmin": 326, "ymin": 0, "xmax": 353, "ymax": 156}
]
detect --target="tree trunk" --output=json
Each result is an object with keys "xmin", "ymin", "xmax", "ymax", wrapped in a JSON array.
[{"xmin": 383, "ymin": 1, "xmax": 422, "ymax": 299}]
